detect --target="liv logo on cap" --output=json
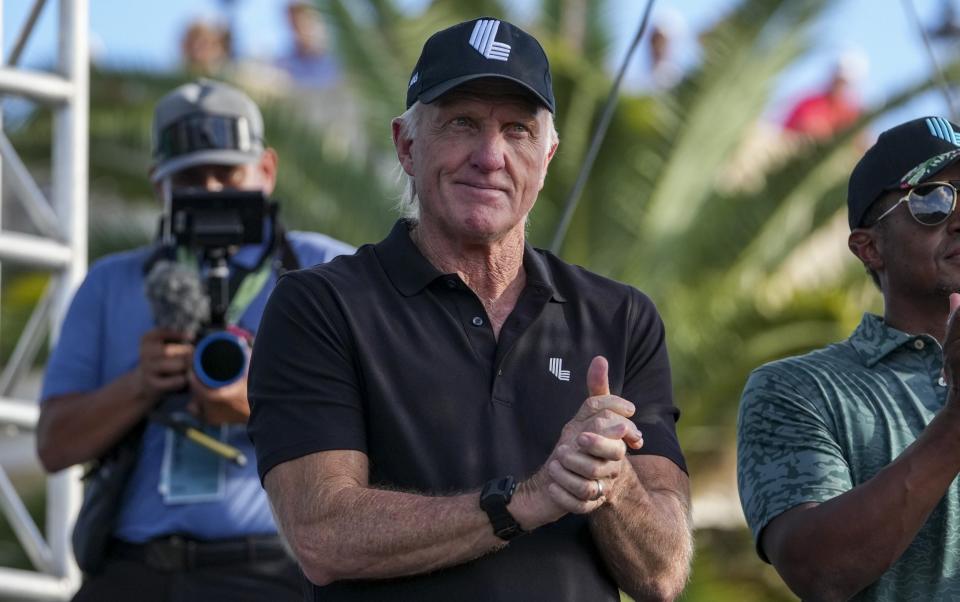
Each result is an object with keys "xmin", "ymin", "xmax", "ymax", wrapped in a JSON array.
[
  {"xmin": 404, "ymin": 17, "xmax": 555, "ymax": 112},
  {"xmin": 469, "ymin": 19, "xmax": 511, "ymax": 61}
]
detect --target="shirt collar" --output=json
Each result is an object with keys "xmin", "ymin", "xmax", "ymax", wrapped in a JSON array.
[
  {"xmin": 375, "ymin": 219, "xmax": 565, "ymax": 302},
  {"xmin": 522, "ymin": 242, "xmax": 566, "ymax": 303},
  {"xmin": 375, "ymin": 220, "xmax": 443, "ymax": 296},
  {"xmin": 850, "ymin": 313, "xmax": 927, "ymax": 367}
]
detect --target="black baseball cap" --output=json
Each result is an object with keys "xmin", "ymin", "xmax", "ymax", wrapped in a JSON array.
[
  {"xmin": 405, "ymin": 17, "xmax": 555, "ymax": 113},
  {"xmin": 848, "ymin": 116, "xmax": 960, "ymax": 229}
]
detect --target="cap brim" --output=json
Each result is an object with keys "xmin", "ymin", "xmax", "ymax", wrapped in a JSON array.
[
  {"xmin": 898, "ymin": 147, "xmax": 960, "ymax": 189},
  {"xmin": 417, "ymin": 73, "xmax": 554, "ymax": 113},
  {"xmin": 151, "ymin": 149, "xmax": 261, "ymax": 182}
]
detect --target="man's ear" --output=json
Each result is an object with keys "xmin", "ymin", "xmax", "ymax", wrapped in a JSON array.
[
  {"xmin": 849, "ymin": 228, "xmax": 884, "ymax": 273},
  {"xmin": 536, "ymin": 139, "xmax": 558, "ymax": 191},
  {"xmin": 392, "ymin": 118, "xmax": 415, "ymax": 176},
  {"xmin": 258, "ymin": 148, "xmax": 279, "ymax": 195}
]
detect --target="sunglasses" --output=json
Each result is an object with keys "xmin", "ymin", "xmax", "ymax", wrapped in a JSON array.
[
  {"xmin": 156, "ymin": 114, "xmax": 257, "ymax": 161},
  {"xmin": 873, "ymin": 180, "xmax": 960, "ymax": 226}
]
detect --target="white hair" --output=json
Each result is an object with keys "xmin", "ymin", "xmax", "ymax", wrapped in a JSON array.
[{"xmin": 393, "ymin": 100, "xmax": 559, "ymax": 223}]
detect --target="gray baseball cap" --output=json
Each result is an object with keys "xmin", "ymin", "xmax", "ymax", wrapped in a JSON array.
[{"xmin": 151, "ymin": 79, "xmax": 265, "ymax": 182}]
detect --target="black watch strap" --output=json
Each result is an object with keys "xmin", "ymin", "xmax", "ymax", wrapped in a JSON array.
[{"xmin": 479, "ymin": 475, "xmax": 525, "ymax": 541}]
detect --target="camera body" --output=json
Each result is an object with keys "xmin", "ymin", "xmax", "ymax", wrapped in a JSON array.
[
  {"xmin": 168, "ymin": 189, "xmax": 269, "ymax": 389},
  {"xmin": 170, "ymin": 189, "xmax": 266, "ymax": 249}
]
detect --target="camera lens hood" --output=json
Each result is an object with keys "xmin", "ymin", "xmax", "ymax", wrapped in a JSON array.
[{"xmin": 194, "ymin": 329, "xmax": 248, "ymax": 388}]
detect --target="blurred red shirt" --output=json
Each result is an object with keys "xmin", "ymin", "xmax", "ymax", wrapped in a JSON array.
[{"xmin": 784, "ymin": 92, "xmax": 860, "ymax": 139}]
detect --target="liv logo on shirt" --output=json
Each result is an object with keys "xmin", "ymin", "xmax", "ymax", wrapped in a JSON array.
[{"xmin": 548, "ymin": 357, "xmax": 571, "ymax": 381}]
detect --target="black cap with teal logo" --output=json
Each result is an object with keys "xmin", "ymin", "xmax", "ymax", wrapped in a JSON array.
[{"xmin": 848, "ymin": 116, "xmax": 960, "ymax": 229}]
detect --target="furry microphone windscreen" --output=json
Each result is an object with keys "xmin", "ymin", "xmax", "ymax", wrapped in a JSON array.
[{"xmin": 144, "ymin": 260, "xmax": 210, "ymax": 336}]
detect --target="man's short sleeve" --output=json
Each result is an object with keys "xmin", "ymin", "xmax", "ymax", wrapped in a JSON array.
[
  {"xmin": 247, "ymin": 270, "xmax": 366, "ymax": 482},
  {"xmin": 736, "ymin": 362, "xmax": 853, "ymax": 560},
  {"xmin": 41, "ymin": 266, "xmax": 106, "ymax": 401},
  {"xmin": 622, "ymin": 290, "xmax": 685, "ymax": 473}
]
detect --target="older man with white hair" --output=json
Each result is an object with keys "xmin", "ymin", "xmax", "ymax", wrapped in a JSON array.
[{"xmin": 249, "ymin": 17, "xmax": 692, "ymax": 601}]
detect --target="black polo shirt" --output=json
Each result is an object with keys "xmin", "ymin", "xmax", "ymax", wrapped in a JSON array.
[{"xmin": 248, "ymin": 220, "xmax": 685, "ymax": 601}]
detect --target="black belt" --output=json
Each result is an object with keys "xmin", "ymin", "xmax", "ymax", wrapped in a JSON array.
[{"xmin": 109, "ymin": 535, "xmax": 290, "ymax": 572}]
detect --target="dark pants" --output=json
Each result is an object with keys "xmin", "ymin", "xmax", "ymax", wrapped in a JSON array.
[{"xmin": 72, "ymin": 546, "xmax": 305, "ymax": 602}]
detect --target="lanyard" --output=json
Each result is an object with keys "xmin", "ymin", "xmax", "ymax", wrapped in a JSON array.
[{"xmin": 175, "ymin": 246, "xmax": 273, "ymax": 326}]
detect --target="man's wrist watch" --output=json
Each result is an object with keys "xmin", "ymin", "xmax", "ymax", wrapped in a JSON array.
[{"xmin": 479, "ymin": 475, "xmax": 525, "ymax": 541}]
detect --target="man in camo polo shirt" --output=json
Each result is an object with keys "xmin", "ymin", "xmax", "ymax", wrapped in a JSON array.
[{"xmin": 738, "ymin": 116, "xmax": 960, "ymax": 601}]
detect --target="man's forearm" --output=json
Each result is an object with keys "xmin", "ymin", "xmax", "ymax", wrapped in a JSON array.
[
  {"xmin": 298, "ymin": 485, "xmax": 506, "ymax": 584},
  {"xmin": 36, "ymin": 370, "xmax": 153, "ymax": 472},
  {"xmin": 763, "ymin": 404, "xmax": 960, "ymax": 601},
  {"xmin": 267, "ymin": 451, "xmax": 522, "ymax": 586},
  {"xmin": 589, "ymin": 456, "xmax": 692, "ymax": 602}
]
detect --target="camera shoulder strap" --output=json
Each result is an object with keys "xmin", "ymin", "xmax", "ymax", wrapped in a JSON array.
[
  {"xmin": 224, "ymin": 204, "xmax": 299, "ymax": 324},
  {"xmin": 275, "ymin": 222, "xmax": 300, "ymax": 274}
]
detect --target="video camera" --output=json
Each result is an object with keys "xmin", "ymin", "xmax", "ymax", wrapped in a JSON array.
[
  {"xmin": 167, "ymin": 189, "xmax": 269, "ymax": 389},
  {"xmin": 169, "ymin": 189, "xmax": 266, "ymax": 249}
]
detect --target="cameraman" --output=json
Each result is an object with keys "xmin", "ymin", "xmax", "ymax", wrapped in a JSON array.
[{"xmin": 35, "ymin": 79, "xmax": 353, "ymax": 601}]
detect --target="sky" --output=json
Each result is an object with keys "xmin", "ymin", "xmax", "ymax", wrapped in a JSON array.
[{"xmin": 2, "ymin": 0, "xmax": 958, "ymax": 135}]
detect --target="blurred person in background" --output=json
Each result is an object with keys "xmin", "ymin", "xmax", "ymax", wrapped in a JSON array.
[
  {"xmin": 782, "ymin": 49, "xmax": 868, "ymax": 140},
  {"xmin": 645, "ymin": 8, "xmax": 688, "ymax": 92},
  {"xmin": 247, "ymin": 16, "xmax": 691, "ymax": 601},
  {"xmin": 274, "ymin": 0, "xmax": 341, "ymax": 90},
  {"xmin": 35, "ymin": 79, "xmax": 352, "ymax": 602},
  {"xmin": 181, "ymin": 18, "xmax": 231, "ymax": 77},
  {"xmin": 739, "ymin": 116, "xmax": 960, "ymax": 600}
]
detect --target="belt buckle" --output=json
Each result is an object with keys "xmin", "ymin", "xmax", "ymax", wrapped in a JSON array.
[{"xmin": 145, "ymin": 535, "xmax": 188, "ymax": 572}]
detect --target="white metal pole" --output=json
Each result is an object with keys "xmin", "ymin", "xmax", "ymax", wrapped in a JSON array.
[
  {"xmin": 0, "ymin": 567, "xmax": 78, "ymax": 600},
  {"xmin": 0, "ymin": 130, "xmax": 64, "ymax": 239},
  {"xmin": 1, "ymin": 0, "xmax": 7, "ymax": 433},
  {"xmin": 0, "ymin": 466, "xmax": 54, "ymax": 573},
  {"xmin": 46, "ymin": 0, "xmax": 88, "ymax": 589},
  {"xmin": 0, "ymin": 231, "xmax": 72, "ymax": 267}
]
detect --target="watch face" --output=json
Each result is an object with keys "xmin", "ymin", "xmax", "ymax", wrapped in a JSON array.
[
  {"xmin": 481, "ymin": 476, "xmax": 524, "ymax": 540},
  {"xmin": 480, "ymin": 476, "xmax": 516, "ymax": 509},
  {"xmin": 482, "ymin": 476, "xmax": 515, "ymax": 499}
]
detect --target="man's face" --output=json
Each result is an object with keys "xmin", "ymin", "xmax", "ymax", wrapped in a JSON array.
[
  {"xmin": 170, "ymin": 162, "xmax": 263, "ymax": 192},
  {"xmin": 399, "ymin": 82, "xmax": 556, "ymax": 244},
  {"xmin": 874, "ymin": 162, "xmax": 960, "ymax": 299}
]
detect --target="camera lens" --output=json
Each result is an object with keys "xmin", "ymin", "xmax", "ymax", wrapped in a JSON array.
[{"xmin": 194, "ymin": 330, "xmax": 248, "ymax": 388}]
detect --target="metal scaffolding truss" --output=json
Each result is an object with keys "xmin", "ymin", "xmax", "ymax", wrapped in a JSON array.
[{"xmin": 0, "ymin": 0, "xmax": 88, "ymax": 599}]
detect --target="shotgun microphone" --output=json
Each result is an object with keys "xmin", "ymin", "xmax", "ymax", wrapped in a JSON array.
[{"xmin": 143, "ymin": 259, "xmax": 246, "ymax": 466}]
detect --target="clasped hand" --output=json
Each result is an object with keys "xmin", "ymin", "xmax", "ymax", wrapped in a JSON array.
[
  {"xmin": 524, "ymin": 356, "xmax": 643, "ymax": 525},
  {"xmin": 136, "ymin": 327, "xmax": 250, "ymax": 425},
  {"xmin": 946, "ymin": 294, "xmax": 960, "ymax": 382}
]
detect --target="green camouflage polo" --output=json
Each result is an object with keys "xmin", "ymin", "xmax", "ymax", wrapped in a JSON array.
[{"xmin": 737, "ymin": 313, "xmax": 960, "ymax": 601}]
